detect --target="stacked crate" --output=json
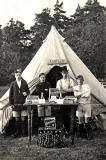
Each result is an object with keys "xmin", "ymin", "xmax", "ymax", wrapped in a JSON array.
[
  {"xmin": 37, "ymin": 128, "xmax": 63, "ymax": 148},
  {"xmin": 37, "ymin": 106, "xmax": 64, "ymax": 148}
]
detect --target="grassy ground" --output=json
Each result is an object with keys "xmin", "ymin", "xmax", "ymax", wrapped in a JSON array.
[
  {"xmin": 0, "ymin": 130, "xmax": 106, "ymax": 160},
  {"xmin": 0, "ymin": 87, "xmax": 106, "ymax": 160}
]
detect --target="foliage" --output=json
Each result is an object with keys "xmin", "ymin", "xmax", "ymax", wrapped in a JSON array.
[
  {"xmin": 0, "ymin": 19, "xmax": 29, "ymax": 85},
  {"xmin": 30, "ymin": 8, "xmax": 52, "ymax": 55},
  {"xmin": 53, "ymin": 0, "xmax": 70, "ymax": 32},
  {"xmin": 0, "ymin": 0, "xmax": 106, "ymax": 85},
  {"xmin": 30, "ymin": 0, "xmax": 71, "ymax": 53},
  {"xmin": 64, "ymin": 0, "xmax": 106, "ymax": 78}
]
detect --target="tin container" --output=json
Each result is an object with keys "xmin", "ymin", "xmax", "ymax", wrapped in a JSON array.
[
  {"xmin": 37, "ymin": 105, "xmax": 45, "ymax": 117},
  {"xmin": 45, "ymin": 106, "xmax": 52, "ymax": 117}
]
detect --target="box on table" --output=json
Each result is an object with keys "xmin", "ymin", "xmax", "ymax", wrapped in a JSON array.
[
  {"xmin": 63, "ymin": 96, "xmax": 77, "ymax": 104},
  {"xmin": 38, "ymin": 98, "xmax": 46, "ymax": 104},
  {"xmin": 26, "ymin": 95, "xmax": 39, "ymax": 104}
]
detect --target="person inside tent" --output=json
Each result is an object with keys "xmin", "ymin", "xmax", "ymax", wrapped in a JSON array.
[
  {"xmin": 73, "ymin": 75, "xmax": 92, "ymax": 139},
  {"xmin": 56, "ymin": 66, "xmax": 76, "ymax": 143},
  {"xmin": 36, "ymin": 73, "xmax": 51, "ymax": 100},
  {"xmin": 56, "ymin": 66, "xmax": 75, "ymax": 97},
  {"xmin": 9, "ymin": 68, "xmax": 30, "ymax": 137},
  {"xmin": 36, "ymin": 73, "xmax": 51, "ymax": 127}
]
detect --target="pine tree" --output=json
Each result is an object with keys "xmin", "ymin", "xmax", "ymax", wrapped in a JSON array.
[
  {"xmin": 53, "ymin": 0, "xmax": 70, "ymax": 31},
  {"xmin": 64, "ymin": 0, "xmax": 106, "ymax": 78}
]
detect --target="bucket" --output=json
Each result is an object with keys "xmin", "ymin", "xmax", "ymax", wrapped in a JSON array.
[
  {"xmin": 100, "ymin": 112, "xmax": 106, "ymax": 130},
  {"xmin": 37, "ymin": 105, "xmax": 45, "ymax": 117}
]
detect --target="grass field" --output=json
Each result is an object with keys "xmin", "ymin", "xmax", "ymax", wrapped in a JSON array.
[
  {"xmin": 0, "ymin": 130, "xmax": 106, "ymax": 160},
  {"xmin": 0, "ymin": 86, "xmax": 106, "ymax": 160}
]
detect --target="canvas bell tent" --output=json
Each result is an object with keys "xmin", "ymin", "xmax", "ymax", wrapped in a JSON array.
[{"xmin": 0, "ymin": 25, "xmax": 106, "ymax": 133}]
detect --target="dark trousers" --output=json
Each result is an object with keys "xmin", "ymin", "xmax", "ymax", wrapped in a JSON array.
[{"xmin": 61, "ymin": 105, "xmax": 77, "ymax": 136}]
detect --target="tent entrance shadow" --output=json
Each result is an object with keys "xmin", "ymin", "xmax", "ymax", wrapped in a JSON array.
[{"xmin": 46, "ymin": 66, "xmax": 62, "ymax": 88}]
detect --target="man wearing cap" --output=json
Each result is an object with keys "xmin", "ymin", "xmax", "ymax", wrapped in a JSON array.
[
  {"xmin": 9, "ymin": 68, "xmax": 30, "ymax": 137},
  {"xmin": 56, "ymin": 66, "xmax": 76, "ymax": 143},
  {"xmin": 73, "ymin": 75, "xmax": 92, "ymax": 139}
]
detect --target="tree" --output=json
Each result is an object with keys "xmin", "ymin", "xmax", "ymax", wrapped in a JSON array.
[
  {"xmin": 19, "ymin": 29, "xmax": 34, "ymax": 69},
  {"xmin": 64, "ymin": 0, "xmax": 106, "ymax": 78},
  {"xmin": 30, "ymin": 0, "xmax": 71, "ymax": 56},
  {"xmin": 0, "ymin": 19, "xmax": 26, "ymax": 85},
  {"xmin": 53, "ymin": 0, "xmax": 70, "ymax": 32},
  {"xmin": 30, "ymin": 8, "xmax": 53, "ymax": 55}
]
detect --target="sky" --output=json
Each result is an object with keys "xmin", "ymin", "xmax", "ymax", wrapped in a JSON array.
[{"xmin": 0, "ymin": 0, "xmax": 106, "ymax": 29}]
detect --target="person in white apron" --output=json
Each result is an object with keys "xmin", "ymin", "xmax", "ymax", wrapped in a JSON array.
[{"xmin": 56, "ymin": 66, "xmax": 76, "ymax": 144}]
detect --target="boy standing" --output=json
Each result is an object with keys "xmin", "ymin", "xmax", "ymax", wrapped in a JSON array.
[
  {"xmin": 73, "ymin": 75, "xmax": 92, "ymax": 139},
  {"xmin": 9, "ymin": 68, "xmax": 30, "ymax": 137}
]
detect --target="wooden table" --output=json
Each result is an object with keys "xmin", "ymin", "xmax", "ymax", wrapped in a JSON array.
[{"xmin": 24, "ymin": 101, "xmax": 78, "ymax": 144}]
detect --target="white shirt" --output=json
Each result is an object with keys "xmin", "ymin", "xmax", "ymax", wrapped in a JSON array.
[
  {"xmin": 16, "ymin": 79, "xmax": 21, "ymax": 88},
  {"xmin": 56, "ymin": 77, "xmax": 75, "ymax": 90},
  {"xmin": 73, "ymin": 84, "xmax": 91, "ymax": 103}
]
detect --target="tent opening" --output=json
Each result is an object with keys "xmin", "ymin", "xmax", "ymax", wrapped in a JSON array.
[{"xmin": 46, "ymin": 66, "xmax": 62, "ymax": 88}]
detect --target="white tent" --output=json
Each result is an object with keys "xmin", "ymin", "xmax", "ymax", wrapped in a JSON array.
[{"xmin": 0, "ymin": 25, "xmax": 106, "ymax": 133}]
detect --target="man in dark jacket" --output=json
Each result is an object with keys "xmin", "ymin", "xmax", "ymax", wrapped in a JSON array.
[{"xmin": 9, "ymin": 68, "xmax": 30, "ymax": 137}]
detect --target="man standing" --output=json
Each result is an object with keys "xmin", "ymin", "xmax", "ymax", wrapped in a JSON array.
[
  {"xmin": 56, "ymin": 66, "xmax": 76, "ymax": 143},
  {"xmin": 73, "ymin": 75, "xmax": 92, "ymax": 139},
  {"xmin": 56, "ymin": 66, "xmax": 74, "ymax": 97},
  {"xmin": 9, "ymin": 68, "xmax": 30, "ymax": 137}
]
